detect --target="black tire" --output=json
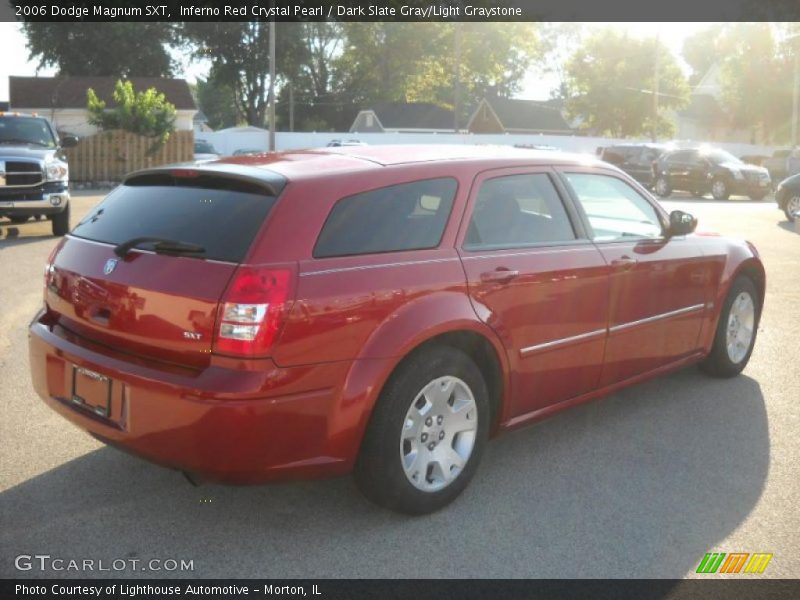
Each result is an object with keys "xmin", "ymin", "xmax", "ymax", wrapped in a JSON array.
[
  {"xmin": 711, "ymin": 178, "xmax": 730, "ymax": 200},
  {"xmin": 700, "ymin": 276, "xmax": 760, "ymax": 378},
  {"xmin": 51, "ymin": 203, "xmax": 70, "ymax": 236},
  {"xmin": 354, "ymin": 345, "xmax": 490, "ymax": 515},
  {"xmin": 784, "ymin": 195, "xmax": 800, "ymax": 221},
  {"xmin": 654, "ymin": 177, "xmax": 671, "ymax": 198},
  {"xmin": 8, "ymin": 216, "xmax": 29, "ymax": 224}
]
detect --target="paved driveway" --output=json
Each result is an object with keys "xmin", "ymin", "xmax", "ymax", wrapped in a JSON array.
[{"xmin": 0, "ymin": 192, "xmax": 797, "ymax": 578}]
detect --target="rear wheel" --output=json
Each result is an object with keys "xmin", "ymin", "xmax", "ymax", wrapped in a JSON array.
[
  {"xmin": 700, "ymin": 276, "xmax": 759, "ymax": 378},
  {"xmin": 354, "ymin": 345, "xmax": 490, "ymax": 514},
  {"xmin": 711, "ymin": 178, "xmax": 730, "ymax": 200},
  {"xmin": 51, "ymin": 203, "xmax": 70, "ymax": 236},
  {"xmin": 785, "ymin": 195, "xmax": 800, "ymax": 221},
  {"xmin": 654, "ymin": 177, "xmax": 671, "ymax": 198}
]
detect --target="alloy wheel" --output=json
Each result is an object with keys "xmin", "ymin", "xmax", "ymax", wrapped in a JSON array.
[
  {"xmin": 787, "ymin": 196, "xmax": 800, "ymax": 221},
  {"xmin": 400, "ymin": 376, "xmax": 478, "ymax": 493},
  {"xmin": 726, "ymin": 291, "xmax": 755, "ymax": 364}
]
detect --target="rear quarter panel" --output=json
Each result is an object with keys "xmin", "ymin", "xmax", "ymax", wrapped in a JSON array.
[{"xmin": 249, "ymin": 162, "xmax": 512, "ymax": 439}]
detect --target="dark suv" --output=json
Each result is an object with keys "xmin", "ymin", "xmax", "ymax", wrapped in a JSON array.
[
  {"xmin": 653, "ymin": 147, "xmax": 771, "ymax": 200},
  {"xmin": 0, "ymin": 112, "xmax": 78, "ymax": 235},
  {"xmin": 598, "ymin": 143, "xmax": 666, "ymax": 187}
]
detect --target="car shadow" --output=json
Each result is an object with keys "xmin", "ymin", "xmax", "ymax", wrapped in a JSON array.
[
  {"xmin": 777, "ymin": 220, "xmax": 798, "ymax": 234},
  {"xmin": 0, "ymin": 368, "xmax": 768, "ymax": 580}
]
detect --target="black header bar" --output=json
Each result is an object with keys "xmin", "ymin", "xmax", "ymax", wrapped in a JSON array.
[{"xmin": 4, "ymin": 0, "xmax": 800, "ymax": 22}]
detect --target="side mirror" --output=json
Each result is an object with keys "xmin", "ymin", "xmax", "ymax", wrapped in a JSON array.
[
  {"xmin": 60, "ymin": 135, "xmax": 79, "ymax": 148},
  {"xmin": 668, "ymin": 210, "xmax": 697, "ymax": 236}
]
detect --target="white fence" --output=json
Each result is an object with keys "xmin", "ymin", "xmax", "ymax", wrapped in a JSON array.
[{"xmin": 197, "ymin": 130, "xmax": 782, "ymax": 160}]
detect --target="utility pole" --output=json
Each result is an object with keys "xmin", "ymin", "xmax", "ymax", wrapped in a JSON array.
[
  {"xmin": 793, "ymin": 46, "xmax": 799, "ymax": 147},
  {"xmin": 453, "ymin": 23, "xmax": 462, "ymax": 133},
  {"xmin": 268, "ymin": 4, "xmax": 276, "ymax": 152},
  {"xmin": 651, "ymin": 34, "xmax": 660, "ymax": 143},
  {"xmin": 289, "ymin": 81, "xmax": 294, "ymax": 133}
]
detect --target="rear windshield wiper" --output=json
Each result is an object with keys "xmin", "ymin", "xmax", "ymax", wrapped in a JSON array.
[{"xmin": 113, "ymin": 237, "xmax": 206, "ymax": 258}]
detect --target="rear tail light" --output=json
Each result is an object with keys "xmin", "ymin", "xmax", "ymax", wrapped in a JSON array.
[
  {"xmin": 43, "ymin": 240, "xmax": 63, "ymax": 295},
  {"xmin": 212, "ymin": 265, "xmax": 295, "ymax": 358}
]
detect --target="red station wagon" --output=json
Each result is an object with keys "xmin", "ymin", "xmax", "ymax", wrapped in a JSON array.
[{"xmin": 28, "ymin": 145, "xmax": 765, "ymax": 514}]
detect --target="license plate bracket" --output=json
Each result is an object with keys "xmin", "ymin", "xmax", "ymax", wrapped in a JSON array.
[{"xmin": 71, "ymin": 366, "xmax": 112, "ymax": 418}]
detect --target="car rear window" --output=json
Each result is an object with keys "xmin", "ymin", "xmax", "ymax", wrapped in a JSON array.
[
  {"xmin": 313, "ymin": 177, "xmax": 457, "ymax": 258},
  {"xmin": 71, "ymin": 181, "xmax": 280, "ymax": 263}
]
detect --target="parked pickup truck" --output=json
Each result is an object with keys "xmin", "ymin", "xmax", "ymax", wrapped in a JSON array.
[{"xmin": 0, "ymin": 112, "xmax": 78, "ymax": 236}]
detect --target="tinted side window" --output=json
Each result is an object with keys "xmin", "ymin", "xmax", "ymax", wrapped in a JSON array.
[
  {"xmin": 313, "ymin": 178, "xmax": 457, "ymax": 258},
  {"xmin": 640, "ymin": 148, "xmax": 662, "ymax": 163},
  {"xmin": 565, "ymin": 173, "xmax": 663, "ymax": 241},
  {"xmin": 666, "ymin": 151, "xmax": 696, "ymax": 164},
  {"xmin": 464, "ymin": 174, "xmax": 576, "ymax": 250}
]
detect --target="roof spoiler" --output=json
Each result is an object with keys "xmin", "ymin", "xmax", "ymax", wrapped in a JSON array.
[{"xmin": 123, "ymin": 163, "xmax": 286, "ymax": 197}]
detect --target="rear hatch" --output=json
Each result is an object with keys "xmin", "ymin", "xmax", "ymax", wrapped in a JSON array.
[{"xmin": 44, "ymin": 168, "xmax": 286, "ymax": 368}]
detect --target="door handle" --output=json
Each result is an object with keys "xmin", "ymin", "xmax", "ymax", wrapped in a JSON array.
[
  {"xmin": 480, "ymin": 268, "xmax": 520, "ymax": 283},
  {"xmin": 611, "ymin": 256, "xmax": 638, "ymax": 270}
]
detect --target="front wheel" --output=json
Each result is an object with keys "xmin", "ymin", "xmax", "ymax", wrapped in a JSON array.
[
  {"xmin": 654, "ymin": 177, "xmax": 671, "ymax": 198},
  {"xmin": 700, "ymin": 276, "xmax": 759, "ymax": 378},
  {"xmin": 51, "ymin": 203, "xmax": 70, "ymax": 236},
  {"xmin": 784, "ymin": 195, "xmax": 800, "ymax": 221},
  {"xmin": 711, "ymin": 178, "xmax": 730, "ymax": 200},
  {"xmin": 354, "ymin": 345, "xmax": 490, "ymax": 515}
]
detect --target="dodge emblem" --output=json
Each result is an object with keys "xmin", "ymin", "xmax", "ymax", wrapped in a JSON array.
[{"xmin": 103, "ymin": 258, "xmax": 119, "ymax": 275}]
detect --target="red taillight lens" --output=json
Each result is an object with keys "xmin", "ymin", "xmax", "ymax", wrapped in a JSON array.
[
  {"xmin": 43, "ymin": 240, "xmax": 63, "ymax": 295},
  {"xmin": 212, "ymin": 266, "xmax": 294, "ymax": 358}
]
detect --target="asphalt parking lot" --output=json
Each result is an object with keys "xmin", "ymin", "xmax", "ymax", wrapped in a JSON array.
[{"xmin": 0, "ymin": 191, "xmax": 798, "ymax": 579}]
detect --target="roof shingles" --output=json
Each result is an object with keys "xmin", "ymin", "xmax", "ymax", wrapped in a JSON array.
[{"xmin": 9, "ymin": 76, "xmax": 196, "ymax": 111}]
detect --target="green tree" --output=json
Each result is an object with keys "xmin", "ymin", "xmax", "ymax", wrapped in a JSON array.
[
  {"xmin": 538, "ymin": 23, "xmax": 584, "ymax": 100},
  {"xmin": 276, "ymin": 23, "xmax": 347, "ymax": 131},
  {"xmin": 22, "ymin": 23, "xmax": 175, "ymax": 77},
  {"xmin": 565, "ymin": 29, "xmax": 690, "ymax": 138},
  {"xmin": 717, "ymin": 24, "xmax": 788, "ymax": 143},
  {"xmin": 180, "ymin": 23, "xmax": 304, "ymax": 127},
  {"xmin": 333, "ymin": 23, "xmax": 540, "ymax": 125},
  {"xmin": 681, "ymin": 25, "xmax": 727, "ymax": 86},
  {"xmin": 195, "ymin": 76, "xmax": 240, "ymax": 130},
  {"xmin": 87, "ymin": 80, "xmax": 176, "ymax": 148}
]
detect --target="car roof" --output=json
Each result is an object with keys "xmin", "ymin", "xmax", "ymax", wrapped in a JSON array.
[{"xmin": 211, "ymin": 144, "xmax": 605, "ymax": 181}]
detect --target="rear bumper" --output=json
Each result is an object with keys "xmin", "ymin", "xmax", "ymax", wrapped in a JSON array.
[{"xmin": 28, "ymin": 313, "xmax": 362, "ymax": 484}]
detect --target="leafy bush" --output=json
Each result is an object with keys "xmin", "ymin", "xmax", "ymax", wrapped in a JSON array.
[{"xmin": 87, "ymin": 80, "xmax": 176, "ymax": 151}]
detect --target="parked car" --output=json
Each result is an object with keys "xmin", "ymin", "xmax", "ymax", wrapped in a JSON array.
[
  {"xmin": 774, "ymin": 172, "xmax": 800, "ymax": 221},
  {"xmin": 29, "ymin": 145, "xmax": 764, "ymax": 514},
  {"xmin": 0, "ymin": 111, "xmax": 78, "ymax": 235},
  {"xmin": 653, "ymin": 147, "xmax": 771, "ymax": 200},
  {"xmin": 599, "ymin": 143, "xmax": 667, "ymax": 187},
  {"xmin": 193, "ymin": 140, "xmax": 220, "ymax": 162},
  {"xmin": 327, "ymin": 139, "xmax": 367, "ymax": 147},
  {"xmin": 233, "ymin": 148, "xmax": 264, "ymax": 156},
  {"xmin": 762, "ymin": 148, "xmax": 800, "ymax": 184}
]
